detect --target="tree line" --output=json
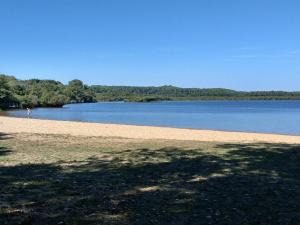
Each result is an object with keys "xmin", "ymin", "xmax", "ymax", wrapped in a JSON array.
[
  {"xmin": 1, "ymin": 74, "xmax": 300, "ymax": 110},
  {"xmin": 91, "ymin": 85, "xmax": 300, "ymax": 102},
  {"xmin": 0, "ymin": 75, "xmax": 96, "ymax": 109}
]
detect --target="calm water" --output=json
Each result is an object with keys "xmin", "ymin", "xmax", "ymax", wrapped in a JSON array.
[{"xmin": 6, "ymin": 101, "xmax": 300, "ymax": 135}]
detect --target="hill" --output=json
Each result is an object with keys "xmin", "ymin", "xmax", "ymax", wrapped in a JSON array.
[{"xmin": 91, "ymin": 85, "xmax": 300, "ymax": 102}]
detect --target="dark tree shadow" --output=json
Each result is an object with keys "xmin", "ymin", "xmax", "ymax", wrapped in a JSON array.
[
  {"xmin": 0, "ymin": 132, "xmax": 12, "ymax": 156},
  {"xmin": 1, "ymin": 143, "xmax": 300, "ymax": 224},
  {"xmin": 0, "ymin": 147, "xmax": 11, "ymax": 156},
  {"xmin": 0, "ymin": 132, "xmax": 11, "ymax": 141}
]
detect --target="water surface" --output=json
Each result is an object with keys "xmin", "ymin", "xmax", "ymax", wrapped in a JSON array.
[{"xmin": 6, "ymin": 101, "xmax": 300, "ymax": 135}]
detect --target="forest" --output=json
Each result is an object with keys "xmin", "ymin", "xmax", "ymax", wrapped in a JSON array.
[
  {"xmin": 1, "ymin": 74, "xmax": 300, "ymax": 109},
  {"xmin": 92, "ymin": 85, "xmax": 300, "ymax": 102},
  {"xmin": 0, "ymin": 75, "xmax": 96, "ymax": 109}
]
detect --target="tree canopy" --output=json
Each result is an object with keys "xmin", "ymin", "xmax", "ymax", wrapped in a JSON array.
[
  {"xmin": 91, "ymin": 85, "xmax": 300, "ymax": 102},
  {"xmin": 0, "ymin": 76, "xmax": 16, "ymax": 109},
  {"xmin": 0, "ymin": 75, "xmax": 96, "ymax": 109},
  {"xmin": 1, "ymin": 74, "xmax": 300, "ymax": 110}
]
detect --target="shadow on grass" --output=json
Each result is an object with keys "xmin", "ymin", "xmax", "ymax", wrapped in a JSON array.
[
  {"xmin": 0, "ymin": 133, "xmax": 12, "ymax": 156},
  {"xmin": 0, "ymin": 132, "xmax": 11, "ymax": 141},
  {"xmin": 1, "ymin": 143, "xmax": 300, "ymax": 224},
  {"xmin": 0, "ymin": 147, "xmax": 11, "ymax": 156}
]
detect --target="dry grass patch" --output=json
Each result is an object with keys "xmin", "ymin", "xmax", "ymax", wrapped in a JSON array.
[{"xmin": 1, "ymin": 132, "xmax": 300, "ymax": 225}]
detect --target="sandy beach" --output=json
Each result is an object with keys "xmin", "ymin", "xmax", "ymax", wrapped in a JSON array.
[{"xmin": 1, "ymin": 116, "xmax": 300, "ymax": 144}]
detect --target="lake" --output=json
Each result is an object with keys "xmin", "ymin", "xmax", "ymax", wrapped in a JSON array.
[{"xmin": 6, "ymin": 101, "xmax": 300, "ymax": 135}]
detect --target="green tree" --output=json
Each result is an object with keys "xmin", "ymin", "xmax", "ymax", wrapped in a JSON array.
[
  {"xmin": 83, "ymin": 85, "xmax": 96, "ymax": 102},
  {"xmin": 66, "ymin": 80, "xmax": 96, "ymax": 103},
  {"xmin": 40, "ymin": 92, "xmax": 68, "ymax": 107},
  {"xmin": 0, "ymin": 76, "xmax": 17, "ymax": 109},
  {"xmin": 19, "ymin": 95, "xmax": 39, "ymax": 108},
  {"xmin": 66, "ymin": 79, "xmax": 85, "ymax": 103}
]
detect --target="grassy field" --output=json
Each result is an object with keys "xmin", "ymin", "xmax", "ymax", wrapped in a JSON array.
[{"xmin": 1, "ymin": 133, "xmax": 300, "ymax": 225}]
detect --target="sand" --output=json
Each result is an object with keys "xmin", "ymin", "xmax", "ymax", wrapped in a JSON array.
[{"xmin": 0, "ymin": 116, "xmax": 300, "ymax": 144}]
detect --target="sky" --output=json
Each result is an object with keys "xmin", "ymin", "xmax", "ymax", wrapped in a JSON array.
[{"xmin": 0, "ymin": 0, "xmax": 300, "ymax": 91}]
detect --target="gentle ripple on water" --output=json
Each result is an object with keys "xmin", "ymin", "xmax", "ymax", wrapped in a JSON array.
[{"xmin": 6, "ymin": 100, "xmax": 300, "ymax": 135}]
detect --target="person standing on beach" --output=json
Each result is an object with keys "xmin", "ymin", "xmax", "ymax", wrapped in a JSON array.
[{"xmin": 26, "ymin": 108, "xmax": 31, "ymax": 118}]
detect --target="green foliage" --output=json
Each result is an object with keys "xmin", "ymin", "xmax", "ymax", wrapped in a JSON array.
[
  {"xmin": 66, "ymin": 80, "xmax": 96, "ymax": 103},
  {"xmin": 40, "ymin": 93, "xmax": 69, "ymax": 107},
  {"xmin": 66, "ymin": 79, "xmax": 84, "ymax": 103},
  {"xmin": 0, "ymin": 76, "xmax": 18, "ymax": 109},
  {"xmin": 18, "ymin": 95, "xmax": 39, "ymax": 108},
  {"xmin": 92, "ymin": 85, "xmax": 300, "ymax": 102},
  {"xmin": 0, "ymin": 75, "xmax": 96, "ymax": 109},
  {"xmin": 1, "ymin": 73, "xmax": 300, "ymax": 109}
]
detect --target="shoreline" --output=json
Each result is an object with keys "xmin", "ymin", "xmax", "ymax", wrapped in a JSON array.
[
  {"xmin": 1, "ymin": 116, "xmax": 300, "ymax": 144},
  {"xmin": 3, "ymin": 114, "xmax": 300, "ymax": 137}
]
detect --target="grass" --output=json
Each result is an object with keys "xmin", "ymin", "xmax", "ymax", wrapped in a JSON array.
[{"xmin": 1, "ymin": 132, "xmax": 300, "ymax": 224}]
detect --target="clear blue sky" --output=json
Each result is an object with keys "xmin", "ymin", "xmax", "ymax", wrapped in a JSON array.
[{"xmin": 1, "ymin": 0, "xmax": 299, "ymax": 91}]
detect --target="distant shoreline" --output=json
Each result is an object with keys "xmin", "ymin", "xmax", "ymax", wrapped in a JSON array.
[
  {"xmin": 2, "ymin": 74, "xmax": 300, "ymax": 111},
  {"xmin": 99, "ymin": 98, "xmax": 300, "ymax": 102},
  {"xmin": 1, "ymin": 116, "xmax": 300, "ymax": 144},
  {"xmin": 96, "ymin": 96, "xmax": 300, "ymax": 103},
  {"xmin": 3, "ymin": 98, "xmax": 300, "ymax": 111}
]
